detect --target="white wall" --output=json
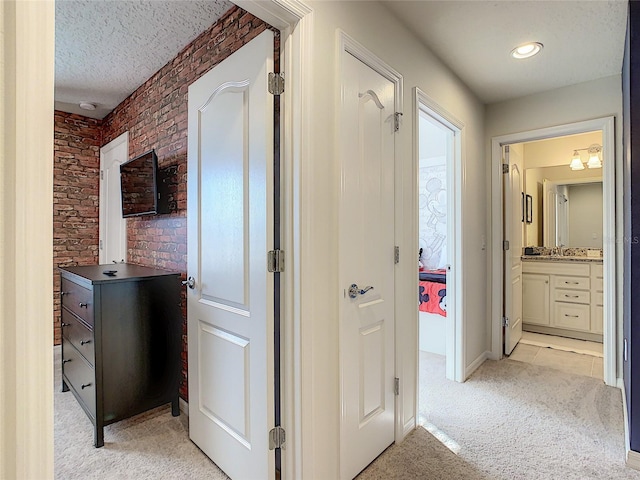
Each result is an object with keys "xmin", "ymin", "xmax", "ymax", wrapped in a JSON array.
[
  {"xmin": 302, "ymin": 2, "xmax": 486, "ymax": 477},
  {"xmin": 485, "ymin": 75, "xmax": 623, "ymax": 375}
]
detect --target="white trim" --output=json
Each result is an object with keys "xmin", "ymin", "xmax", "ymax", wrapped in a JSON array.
[
  {"xmin": 415, "ymin": 88, "xmax": 465, "ymax": 385},
  {"xmin": 465, "ymin": 351, "xmax": 490, "ymax": 378},
  {"xmin": 1, "ymin": 2, "xmax": 55, "ymax": 478},
  {"xmin": 490, "ymin": 116, "xmax": 617, "ymax": 387},
  {"xmin": 628, "ymin": 450, "xmax": 640, "ymax": 471},
  {"xmin": 620, "ymin": 378, "xmax": 631, "ymax": 460},
  {"xmin": 336, "ymin": 29, "xmax": 404, "ymax": 469},
  {"xmin": 231, "ymin": 2, "xmax": 312, "ymax": 478},
  {"xmin": 179, "ymin": 398, "xmax": 189, "ymax": 416},
  {"xmin": 99, "ymin": 131, "xmax": 128, "ymax": 264}
]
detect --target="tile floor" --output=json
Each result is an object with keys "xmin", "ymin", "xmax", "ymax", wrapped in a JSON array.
[{"xmin": 509, "ymin": 332, "xmax": 604, "ymax": 380}]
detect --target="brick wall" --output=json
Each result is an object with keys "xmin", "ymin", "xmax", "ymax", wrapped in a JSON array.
[
  {"xmin": 100, "ymin": 5, "xmax": 275, "ymax": 400},
  {"xmin": 53, "ymin": 112, "xmax": 102, "ymax": 345}
]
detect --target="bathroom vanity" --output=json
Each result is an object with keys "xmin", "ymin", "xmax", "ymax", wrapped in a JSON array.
[{"xmin": 521, "ymin": 256, "xmax": 603, "ymax": 342}]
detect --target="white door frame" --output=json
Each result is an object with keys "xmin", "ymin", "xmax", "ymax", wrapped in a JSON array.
[
  {"xmin": 232, "ymin": 1, "xmax": 311, "ymax": 478},
  {"xmin": 414, "ymin": 88, "xmax": 465, "ymax": 383},
  {"xmin": 99, "ymin": 131, "xmax": 128, "ymax": 264},
  {"xmin": 490, "ymin": 116, "xmax": 616, "ymax": 386}
]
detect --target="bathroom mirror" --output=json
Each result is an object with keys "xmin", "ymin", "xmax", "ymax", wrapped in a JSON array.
[{"xmin": 524, "ymin": 165, "xmax": 602, "ymax": 248}]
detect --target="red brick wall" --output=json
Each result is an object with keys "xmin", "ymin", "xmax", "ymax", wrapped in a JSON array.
[
  {"xmin": 53, "ymin": 112, "xmax": 102, "ymax": 345},
  {"xmin": 101, "ymin": 6, "xmax": 275, "ymax": 400}
]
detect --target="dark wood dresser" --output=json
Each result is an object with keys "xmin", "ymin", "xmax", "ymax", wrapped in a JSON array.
[{"xmin": 59, "ymin": 264, "xmax": 181, "ymax": 447}]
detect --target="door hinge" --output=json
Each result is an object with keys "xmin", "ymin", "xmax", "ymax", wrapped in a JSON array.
[
  {"xmin": 502, "ymin": 164, "xmax": 509, "ymax": 174},
  {"xmin": 394, "ymin": 246, "xmax": 400, "ymax": 264},
  {"xmin": 394, "ymin": 112, "xmax": 403, "ymax": 132},
  {"xmin": 502, "ymin": 316, "xmax": 509, "ymax": 327},
  {"xmin": 99, "ymin": 240, "xmax": 103, "ymax": 250},
  {"xmin": 269, "ymin": 426, "xmax": 286, "ymax": 450},
  {"xmin": 268, "ymin": 249, "xmax": 285, "ymax": 273},
  {"xmin": 503, "ymin": 240, "xmax": 510, "ymax": 251},
  {"xmin": 394, "ymin": 377, "xmax": 400, "ymax": 396},
  {"xmin": 100, "ymin": 170, "xmax": 104, "ymax": 180},
  {"xmin": 268, "ymin": 72, "xmax": 285, "ymax": 95}
]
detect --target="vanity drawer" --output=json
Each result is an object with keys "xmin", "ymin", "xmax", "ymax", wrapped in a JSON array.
[
  {"xmin": 61, "ymin": 309, "xmax": 95, "ymax": 366},
  {"xmin": 553, "ymin": 275, "xmax": 589, "ymax": 290},
  {"xmin": 553, "ymin": 302, "xmax": 590, "ymax": 331},
  {"xmin": 62, "ymin": 338, "xmax": 96, "ymax": 419},
  {"xmin": 554, "ymin": 288, "xmax": 590, "ymax": 304},
  {"xmin": 61, "ymin": 278, "xmax": 94, "ymax": 326}
]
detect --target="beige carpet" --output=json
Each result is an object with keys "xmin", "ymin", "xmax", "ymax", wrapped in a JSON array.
[
  {"xmin": 55, "ymin": 346, "xmax": 639, "ymax": 479},
  {"xmin": 54, "ymin": 346, "xmax": 229, "ymax": 480}
]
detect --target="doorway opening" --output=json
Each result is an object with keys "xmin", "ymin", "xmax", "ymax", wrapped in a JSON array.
[
  {"xmin": 415, "ymin": 90, "xmax": 464, "ymax": 436},
  {"xmin": 491, "ymin": 117, "xmax": 616, "ymax": 386},
  {"xmin": 505, "ymin": 132, "xmax": 605, "ymax": 380}
]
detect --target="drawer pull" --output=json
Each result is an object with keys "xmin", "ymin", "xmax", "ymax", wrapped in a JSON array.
[
  {"xmin": 80, "ymin": 339, "xmax": 92, "ymax": 346},
  {"xmin": 78, "ymin": 302, "xmax": 88, "ymax": 308},
  {"xmin": 564, "ymin": 281, "xmax": 580, "ymax": 285},
  {"xmin": 60, "ymin": 291, "xmax": 68, "ymax": 296},
  {"xmin": 564, "ymin": 295, "xmax": 580, "ymax": 298},
  {"xmin": 81, "ymin": 383, "xmax": 92, "ymax": 390},
  {"xmin": 564, "ymin": 314, "xmax": 580, "ymax": 318},
  {"xmin": 62, "ymin": 359, "xmax": 72, "ymax": 364},
  {"xmin": 61, "ymin": 322, "xmax": 70, "ymax": 327}
]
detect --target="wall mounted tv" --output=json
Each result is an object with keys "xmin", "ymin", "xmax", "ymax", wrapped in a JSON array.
[{"xmin": 120, "ymin": 149, "xmax": 169, "ymax": 217}]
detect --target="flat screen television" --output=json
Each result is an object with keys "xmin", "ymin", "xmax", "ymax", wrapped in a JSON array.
[{"xmin": 120, "ymin": 149, "xmax": 168, "ymax": 217}]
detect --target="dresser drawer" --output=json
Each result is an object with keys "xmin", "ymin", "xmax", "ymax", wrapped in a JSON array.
[
  {"xmin": 61, "ymin": 309, "xmax": 95, "ymax": 366},
  {"xmin": 553, "ymin": 275, "xmax": 590, "ymax": 290},
  {"xmin": 553, "ymin": 302, "xmax": 590, "ymax": 331},
  {"xmin": 61, "ymin": 278, "xmax": 94, "ymax": 326},
  {"xmin": 62, "ymin": 338, "xmax": 96, "ymax": 418},
  {"xmin": 554, "ymin": 288, "xmax": 590, "ymax": 304}
]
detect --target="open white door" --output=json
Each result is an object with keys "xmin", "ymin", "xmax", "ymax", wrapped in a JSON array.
[
  {"xmin": 339, "ymin": 42, "xmax": 397, "ymax": 480},
  {"xmin": 503, "ymin": 145, "xmax": 523, "ymax": 355},
  {"xmin": 99, "ymin": 131, "xmax": 128, "ymax": 264},
  {"xmin": 186, "ymin": 31, "xmax": 276, "ymax": 480}
]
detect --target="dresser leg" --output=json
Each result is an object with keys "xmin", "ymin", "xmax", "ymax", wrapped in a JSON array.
[
  {"xmin": 171, "ymin": 396, "xmax": 180, "ymax": 417},
  {"xmin": 61, "ymin": 379, "xmax": 69, "ymax": 393},
  {"xmin": 94, "ymin": 426, "xmax": 104, "ymax": 448}
]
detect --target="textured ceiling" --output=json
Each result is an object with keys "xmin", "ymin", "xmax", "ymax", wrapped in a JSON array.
[
  {"xmin": 55, "ymin": 0, "xmax": 629, "ymax": 120},
  {"xmin": 55, "ymin": 0, "xmax": 233, "ymax": 119},
  {"xmin": 384, "ymin": 0, "xmax": 628, "ymax": 104}
]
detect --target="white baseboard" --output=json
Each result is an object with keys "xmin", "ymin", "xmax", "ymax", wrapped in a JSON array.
[
  {"xmin": 619, "ymin": 379, "xmax": 640, "ymax": 471},
  {"xmin": 180, "ymin": 398, "xmax": 189, "ymax": 416},
  {"xmin": 465, "ymin": 351, "xmax": 490, "ymax": 379},
  {"xmin": 627, "ymin": 450, "xmax": 640, "ymax": 471}
]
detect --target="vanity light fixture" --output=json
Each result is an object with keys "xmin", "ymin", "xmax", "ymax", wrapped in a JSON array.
[
  {"xmin": 569, "ymin": 151, "xmax": 585, "ymax": 170},
  {"xmin": 569, "ymin": 144, "xmax": 602, "ymax": 170},
  {"xmin": 510, "ymin": 42, "xmax": 543, "ymax": 59}
]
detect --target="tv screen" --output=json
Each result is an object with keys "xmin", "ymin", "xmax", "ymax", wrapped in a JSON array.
[{"xmin": 120, "ymin": 150, "xmax": 159, "ymax": 217}]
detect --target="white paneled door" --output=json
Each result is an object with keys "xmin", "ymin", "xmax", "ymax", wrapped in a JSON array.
[
  {"xmin": 187, "ymin": 31, "xmax": 275, "ymax": 480},
  {"xmin": 504, "ymin": 145, "xmax": 523, "ymax": 355},
  {"xmin": 339, "ymin": 46, "xmax": 397, "ymax": 480},
  {"xmin": 99, "ymin": 131, "xmax": 128, "ymax": 264}
]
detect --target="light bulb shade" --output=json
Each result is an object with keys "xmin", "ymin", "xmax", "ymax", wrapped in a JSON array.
[
  {"xmin": 587, "ymin": 154, "xmax": 602, "ymax": 169},
  {"xmin": 569, "ymin": 153, "xmax": 584, "ymax": 170}
]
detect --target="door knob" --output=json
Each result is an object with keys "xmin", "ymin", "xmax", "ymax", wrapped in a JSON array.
[
  {"xmin": 348, "ymin": 284, "xmax": 374, "ymax": 299},
  {"xmin": 182, "ymin": 276, "xmax": 196, "ymax": 289}
]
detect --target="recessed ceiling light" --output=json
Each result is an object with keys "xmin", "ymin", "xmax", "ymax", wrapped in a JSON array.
[
  {"xmin": 79, "ymin": 102, "xmax": 96, "ymax": 111},
  {"xmin": 510, "ymin": 42, "xmax": 543, "ymax": 59}
]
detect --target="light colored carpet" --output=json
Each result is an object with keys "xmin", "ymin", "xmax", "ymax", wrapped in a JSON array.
[
  {"xmin": 56, "ymin": 346, "xmax": 638, "ymax": 479},
  {"xmin": 405, "ymin": 351, "xmax": 637, "ymax": 480},
  {"xmin": 54, "ymin": 346, "xmax": 229, "ymax": 480}
]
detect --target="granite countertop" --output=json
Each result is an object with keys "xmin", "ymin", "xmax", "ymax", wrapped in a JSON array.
[{"xmin": 521, "ymin": 255, "xmax": 603, "ymax": 263}]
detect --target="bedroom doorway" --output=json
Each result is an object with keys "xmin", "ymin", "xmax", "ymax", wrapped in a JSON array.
[{"xmin": 416, "ymin": 90, "xmax": 464, "ymax": 432}]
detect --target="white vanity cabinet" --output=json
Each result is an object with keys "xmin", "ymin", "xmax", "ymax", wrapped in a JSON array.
[{"xmin": 522, "ymin": 260, "xmax": 602, "ymax": 342}]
